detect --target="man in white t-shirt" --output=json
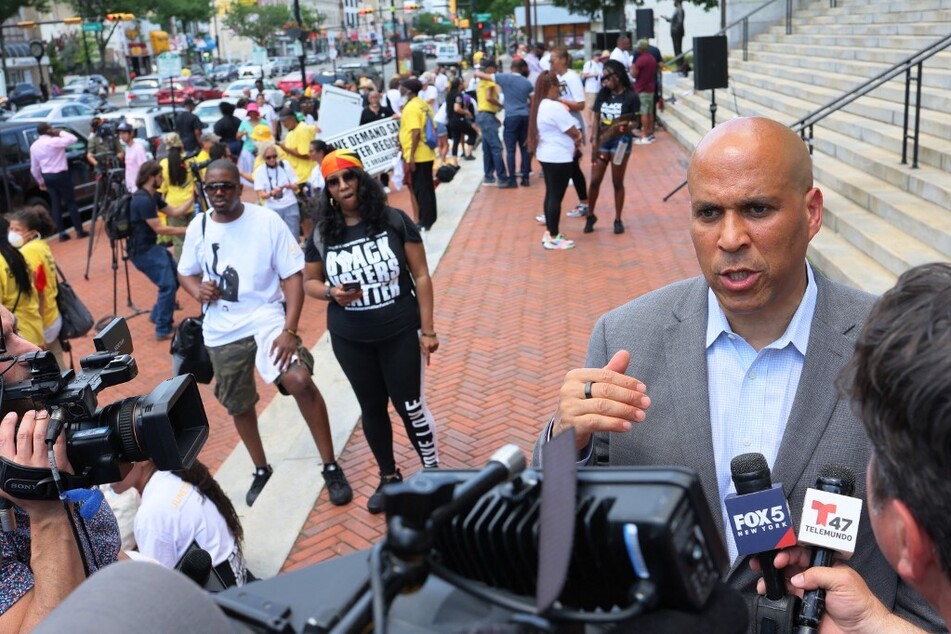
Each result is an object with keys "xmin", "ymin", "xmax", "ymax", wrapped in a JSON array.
[
  {"xmin": 177, "ymin": 159, "xmax": 352, "ymax": 508},
  {"xmin": 582, "ymin": 50, "xmax": 609, "ymax": 133},
  {"xmin": 433, "ymin": 65, "xmax": 449, "ymax": 105},
  {"xmin": 610, "ymin": 35, "xmax": 634, "ymax": 82},
  {"xmin": 253, "ymin": 144, "xmax": 301, "ymax": 238}
]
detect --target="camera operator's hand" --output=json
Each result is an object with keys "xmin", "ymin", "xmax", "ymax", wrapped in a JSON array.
[
  {"xmin": 0, "ymin": 410, "xmax": 72, "ymax": 518},
  {"xmin": 199, "ymin": 280, "xmax": 221, "ymax": 303},
  {"xmin": 552, "ymin": 350, "xmax": 651, "ymax": 452}
]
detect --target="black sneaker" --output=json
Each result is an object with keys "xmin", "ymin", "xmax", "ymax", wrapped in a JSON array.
[
  {"xmin": 367, "ymin": 470, "xmax": 403, "ymax": 514},
  {"xmin": 322, "ymin": 463, "xmax": 353, "ymax": 506},
  {"xmin": 614, "ymin": 219, "xmax": 625, "ymax": 234},
  {"xmin": 584, "ymin": 215, "xmax": 598, "ymax": 234},
  {"xmin": 497, "ymin": 179, "xmax": 517, "ymax": 189},
  {"xmin": 520, "ymin": 176, "xmax": 529, "ymax": 187},
  {"xmin": 246, "ymin": 465, "xmax": 273, "ymax": 507}
]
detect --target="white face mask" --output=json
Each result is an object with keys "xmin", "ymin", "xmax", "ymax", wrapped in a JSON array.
[
  {"xmin": 399, "ymin": 94, "xmax": 409, "ymax": 107},
  {"xmin": 7, "ymin": 231, "xmax": 24, "ymax": 248}
]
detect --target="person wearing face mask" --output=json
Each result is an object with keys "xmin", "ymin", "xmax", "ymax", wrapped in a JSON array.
[
  {"xmin": 0, "ymin": 215, "xmax": 43, "ymax": 348},
  {"xmin": 8, "ymin": 206, "xmax": 65, "ymax": 367}
]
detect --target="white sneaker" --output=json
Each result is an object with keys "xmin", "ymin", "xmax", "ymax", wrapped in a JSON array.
[
  {"xmin": 543, "ymin": 233, "xmax": 575, "ymax": 250},
  {"xmin": 536, "ymin": 214, "xmax": 546, "ymax": 224},
  {"xmin": 566, "ymin": 205, "xmax": 588, "ymax": 218},
  {"xmin": 383, "ymin": 186, "xmax": 391, "ymax": 194}
]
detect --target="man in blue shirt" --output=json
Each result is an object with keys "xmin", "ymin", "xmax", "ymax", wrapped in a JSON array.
[{"xmin": 475, "ymin": 59, "xmax": 534, "ymax": 187}]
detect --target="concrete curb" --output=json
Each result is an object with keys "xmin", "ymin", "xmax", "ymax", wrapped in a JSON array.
[{"xmin": 214, "ymin": 162, "xmax": 486, "ymax": 578}]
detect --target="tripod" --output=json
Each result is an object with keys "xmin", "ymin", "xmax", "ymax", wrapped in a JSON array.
[{"xmin": 84, "ymin": 159, "xmax": 149, "ymax": 331}]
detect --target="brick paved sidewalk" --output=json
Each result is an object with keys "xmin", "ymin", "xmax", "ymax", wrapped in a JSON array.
[{"xmin": 283, "ymin": 133, "xmax": 702, "ymax": 571}]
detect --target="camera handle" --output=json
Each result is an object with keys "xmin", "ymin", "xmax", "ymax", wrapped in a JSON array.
[
  {"xmin": 0, "ymin": 457, "xmax": 90, "ymax": 501},
  {"xmin": 330, "ymin": 446, "xmax": 526, "ymax": 634}
]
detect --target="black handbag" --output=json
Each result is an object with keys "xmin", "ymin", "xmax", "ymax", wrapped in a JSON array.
[
  {"xmin": 170, "ymin": 313, "xmax": 213, "ymax": 384},
  {"xmin": 56, "ymin": 268, "xmax": 94, "ymax": 340},
  {"xmin": 171, "ymin": 212, "xmax": 213, "ymax": 384}
]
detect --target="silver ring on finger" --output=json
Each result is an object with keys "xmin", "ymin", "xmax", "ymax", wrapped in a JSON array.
[{"xmin": 584, "ymin": 381, "xmax": 595, "ymax": 400}]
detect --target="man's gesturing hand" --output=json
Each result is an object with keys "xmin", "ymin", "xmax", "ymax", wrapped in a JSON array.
[{"xmin": 552, "ymin": 350, "xmax": 651, "ymax": 451}]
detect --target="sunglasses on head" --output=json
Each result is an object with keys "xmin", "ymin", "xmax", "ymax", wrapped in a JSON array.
[
  {"xmin": 325, "ymin": 171, "xmax": 357, "ymax": 188},
  {"xmin": 205, "ymin": 182, "xmax": 238, "ymax": 192}
]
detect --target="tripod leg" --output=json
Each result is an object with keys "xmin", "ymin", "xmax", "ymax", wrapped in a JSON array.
[{"xmin": 84, "ymin": 175, "xmax": 105, "ymax": 280}]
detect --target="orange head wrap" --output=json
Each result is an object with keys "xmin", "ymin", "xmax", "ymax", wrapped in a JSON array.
[{"xmin": 321, "ymin": 149, "xmax": 364, "ymax": 180}]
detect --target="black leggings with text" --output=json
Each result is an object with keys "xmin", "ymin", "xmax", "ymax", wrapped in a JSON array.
[
  {"xmin": 331, "ymin": 327, "xmax": 438, "ymax": 474},
  {"xmin": 540, "ymin": 161, "xmax": 575, "ymax": 236}
]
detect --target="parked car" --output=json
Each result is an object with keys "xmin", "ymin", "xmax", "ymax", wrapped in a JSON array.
[
  {"xmin": 50, "ymin": 93, "xmax": 116, "ymax": 114},
  {"xmin": 62, "ymin": 75, "xmax": 109, "ymax": 95},
  {"xmin": 316, "ymin": 51, "xmax": 329, "ymax": 63},
  {"xmin": 5, "ymin": 83, "xmax": 43, "ymax": 110},
  {"xmin": 305, "ymin": 52, "xmax": 320, "ymax": 66},
  {"xmin": 126, "ymin": 74, "xmax": 162, "ymax": 108},
  {"xmin": 221, "ymin": 79, "xmax": 286, "ymax": 109},
  {"xmin": 99, "ymin": 107, "xmax": 176, "ymax": 158},
  {"xmin": 265, "ymin": 57, "xmax": 296, "ymax": 78},
  {"xmin": 238, "ymin": 62, "xmax": 264, "ymax": 78},
  {"xmin": 192, "ymin": 98, "xmax": 232, "ymax": 129},
  {"xmin": 210, "ymin": 63, "xmax": 239, "ymax": 84},
  {"xmin": 276, "ymin": 71, "xmax": 317, "ymax": 95},
  {"xmin": 10, "ymin": 101, "xmax": 97, "ymax": 135},
  {"xmin": 156, "ymin": 76, "xmax": 223, "ymax": 106},
  {"xmin": 337, "ymin": 63, "xmax": 383, "ymax": 90},
  {"xmin": 366, "ymin": 46, "xmax": 392, "ymax": 64},
  {"xmin": 0, "ymin": 121, "xmax": 96, "ymax": 218}
]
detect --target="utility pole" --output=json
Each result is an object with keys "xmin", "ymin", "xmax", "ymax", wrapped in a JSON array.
[{"xmin": 293, "ymin": 0, "xmax": 307, "ymax": 91}]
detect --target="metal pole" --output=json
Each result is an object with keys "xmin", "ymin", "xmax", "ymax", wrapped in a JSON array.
[
  {"xmin": 900, "ymin": 66, "xmax": 911, "ymax": 165},
  {"xmin": 710, "ymin": 89, "xmax": 717, "ymax": 128},
  {"xmin": 391, "ymin": 0, "xmax": 398, "ymax": 77},
  {"xmin": 742, "ymin": 17, "xmax": 748, "ymax": 62},
  {"xmin": 912, "ymin": 61, "xmax": 923, "ymax": 169},
  {"xmin": 786, "ymin": 0, "xmax": 792, "ymax": 35},
  {"xmin": 293, "ymin": 0, "xmax": 307, "ymax": 92},
  {"xmin": 83, "ymin": 30, "xmax": 93, "ymax": 75}
]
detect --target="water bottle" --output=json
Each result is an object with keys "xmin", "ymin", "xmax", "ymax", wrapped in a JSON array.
[{"xmin": 612, "ymin": 137, "xmax": 629, "ymax": 165}]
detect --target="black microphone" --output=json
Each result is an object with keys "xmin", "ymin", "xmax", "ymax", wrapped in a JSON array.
[
  {"xmin": 796, "ymin": 465, "xmax": 860, "ymax": 634},
  {"xmin": 177, "ymin": 547, "xmax": 213, "ymax": 587},
  {"xmin": 728, "ymin": 453, "xmax": 790, "ymax": 601}
]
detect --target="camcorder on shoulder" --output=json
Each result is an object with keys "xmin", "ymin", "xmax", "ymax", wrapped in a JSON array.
[{"xmin": 0, "ymin": 318, "xmax": 208, "ymax": 500}]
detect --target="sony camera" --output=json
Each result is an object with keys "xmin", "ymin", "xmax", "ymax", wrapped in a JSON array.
[{"xmin": 0, "ymin": 318, "xmax": 209, "ymax": 500}]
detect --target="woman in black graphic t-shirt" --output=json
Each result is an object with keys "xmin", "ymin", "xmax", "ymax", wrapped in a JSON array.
[
  {"xmin": 302, "ymin": 149, "xmax": 439, "ymax": 515},
  {"xmin": 586, "ymin": 59, "xmax": 640, "ymax": 236}
]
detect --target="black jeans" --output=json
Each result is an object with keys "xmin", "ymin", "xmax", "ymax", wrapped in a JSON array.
[
  {"xmin": 448, "ymin": 119, "xmax": 477, "ymax": 156},
  {"xmin": 412, "ymin": 160, "xmax": 437, "ymax": 230},
  {"xmin": 42, "ymin": 170, "xmax": 83, "ymax": 235},
  {"xmin": 331, "ymin": 328, "xmax": 438, "ymax": 474},
  {"xmin": 540, "ymin": 161, "xmax": 574, "ymax": 236},
  {"xmin": 570, "ymin": 154, "xmax": 588, "ymax": 203}
]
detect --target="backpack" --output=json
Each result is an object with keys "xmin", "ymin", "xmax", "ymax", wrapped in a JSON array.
[
  {"xmin": 424, "ymin": 111, "xmax": 438, "ymax": 150},
  {"xmin": 104, "ymin": 192, "xmax": 133, "ymax": 241}
]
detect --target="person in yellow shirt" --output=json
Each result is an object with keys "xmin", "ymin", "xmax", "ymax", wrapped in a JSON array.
[
  {"xmin": 398, "ymin": 78, "xmax": 437, "ymax": 231},
  {"xmin": 8, "ymin": 206, "xmax": 65, "ymax": 367},
  {"xmin": 475, "ymin": 58, "xmax": 507, "ymax": 186},
  {"xmin": 277, "ymin": 109, "xmax": 316, "ymax": 184},
  {"xmin": 158, "ymin": 133, "xmax": 197, "ymax": 261},
  {"xmin": 0, "ymin": 215, "xmax": 43, "ymax": 348}
]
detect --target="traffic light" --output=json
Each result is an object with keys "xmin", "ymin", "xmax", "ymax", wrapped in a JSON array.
[
  {"xmin": 105, "ymin": 13, "xmax": 135, "ymax": 22},
  {"xmin": 357, "ymin": 7, "xmax": 373, "ymax": 15},
  {"xmin": 63, "ymin": 16, "xmax": 83, "ymax": 25},
  {"xmin": 476, "ymin": 22, "xmax": 483, "ymax": 30}
]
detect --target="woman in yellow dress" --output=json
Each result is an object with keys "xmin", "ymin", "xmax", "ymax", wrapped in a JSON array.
[
  {"xmin": 0, "ymin": 214, "xmax": 43, "ymax": 348},
  {"xmin": 9, "ymin": 206, "xmax": 66, "ymax": 368},
  {"xmin": 158, "ymin": 132, "xmax": 197, "ymax": 262}
]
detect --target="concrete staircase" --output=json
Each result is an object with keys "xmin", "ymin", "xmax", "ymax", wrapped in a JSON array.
[{"xmin": 660, "ymin": 0, "xmax": 951, "ymax": 295}]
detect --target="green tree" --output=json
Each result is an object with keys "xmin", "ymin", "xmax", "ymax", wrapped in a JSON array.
[
  {"xmin": 0, "ymin": 0, "xmax": 51, "ymax": 84},
  {"xmin": 414, "ymin": 11, "xmax": 454, "ymax": 36},
  {"xmin": 151, "ymin": 0, "xmax": 215, "ymax": 30},
  {"xmin": 67, "ymin": 0, "xmax": 139, "ymax": 72},
  {"xmin": 223, "ymin": 2, "xmax": 291, "ymax": 49},
  {"xmin": 549, "ymin": 0, "xmax": 716, "ymax": 20}
]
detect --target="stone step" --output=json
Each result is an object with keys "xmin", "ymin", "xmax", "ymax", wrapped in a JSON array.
[
  {"xmin": 796, "ymin": 0, "xmax": 951, "ymax": 16},
  {"xmin": 777, "ymin": 17, "xmax": 951, "ymax": 36},
  {"xmin": 806, "ymin": 232, "xmax": 896, "ymax": 296},
  {"xmin": 746, "ymin": 49, "xmax": 951, "ymax": 90},
  {"xmin": 750, "ymin": 40, "xmax": 951, "ymax": 71},
  {"xmin": 738, "ymin": 59, "xmax": 951, "ymax": 109},
  {"xmin": 671, "ymin": 80, "xmax": 951, "ymax": 210},
  {"xmin": 755, "ymin": 32, "xmax": 949, "ymax": 52},
  {"xmin": 801, "ymin": 10, "xmax": 951, "ymax": 27}
]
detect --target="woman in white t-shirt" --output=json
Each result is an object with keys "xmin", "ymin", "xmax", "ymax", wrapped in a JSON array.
[
  {"xmin": 582, "ymin": 51, "xmax": 607, "ymax": 131},
  {"xmin": 253, "ymin": 141, "xmax": 301, "ymax": 239},
  {"xmin": 528, "ymin": 71, "xmax": 583, "ymax": 251},
  {"xmin": 112, "ymin": 459, "xmax": 251, "ymax": 588}
]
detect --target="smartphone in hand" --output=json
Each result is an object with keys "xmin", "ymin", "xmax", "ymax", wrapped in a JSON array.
[{"xmin": 343, "ymin": 281, "xmax": 362, "ymax": 292}]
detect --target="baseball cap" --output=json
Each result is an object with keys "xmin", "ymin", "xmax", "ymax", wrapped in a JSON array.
[
  {"xmin": 400, "ymin": 78, "xmax": 423, "ymax": 94},
  {"xmin": 183, "ymin": 97, "xmax": 196, "ymax": 106},
  {"xmin": 116, "ymin": 122, "xmax": 134, "ymax": 132},
  {"xmin": 246, "ymin": 103, "xmax": 260, "ymax": 114},
  {"xmin": 599, "ymin": 50, "xmax": 611, "ymax": 59}
]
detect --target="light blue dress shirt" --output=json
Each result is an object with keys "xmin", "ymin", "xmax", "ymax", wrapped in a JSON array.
[{"xmin": 707, "ymin": 263, "xmax": 818, "ymax": 563}]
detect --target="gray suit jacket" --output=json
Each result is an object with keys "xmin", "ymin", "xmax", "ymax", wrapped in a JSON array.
[{"xmin": 535, "ymin": 274, "xmax": 943, "ymax": 630}]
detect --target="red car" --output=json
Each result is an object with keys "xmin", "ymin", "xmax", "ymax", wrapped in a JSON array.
[
  {"xmin": 156, "ymin": 76, "xmax": 223, "ymax": 105},
  {"xmin": 277, "ymin": 71, "xmax": 316, "ymax": 95}
]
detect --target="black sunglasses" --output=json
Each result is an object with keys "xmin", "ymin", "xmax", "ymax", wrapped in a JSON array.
[
  {"xmin": 205, "ymin": 182, "xmax": 238, "ymax": 192},
  {"xmin": 601, "ymin": 73, "xmax": 616, "ymax": 81},
  {"xmin": 325, "ymin": 171, "xmax": 358, "ymax": 188},
  {"xmin": 264, "ymin": 154, "xmax": 278, "ymax": 160}
]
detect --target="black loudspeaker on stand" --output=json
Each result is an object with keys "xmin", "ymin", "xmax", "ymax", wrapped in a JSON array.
[
  {"xmin": 636, "ymin": 8, "xmax": 654, "ymax": 40},
  {"xmin": 663, "ymin": 35, "xmax": 730, "ymax": 202}
]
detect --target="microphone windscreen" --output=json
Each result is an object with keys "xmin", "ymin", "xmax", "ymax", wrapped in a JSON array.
[
  {"xmin": 730, "ymin": 452, "xmax": 768, "ymax": 478},
  {"xmin": 179, "ymin": 547, "xmax": 213, "ymax": 587},
  {"xmin": 817, "ymin": 464, "xmax": 856, "ymax": 492},
  {"xmin": 35, "ymin": 561, "xmax": 234, "ymax": 634}
]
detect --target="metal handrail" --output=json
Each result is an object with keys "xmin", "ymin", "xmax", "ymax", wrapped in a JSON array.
[
  {"xmin": 664, "ymin": 0, "xmax": 792, "ymax": 69},
  {"xmin": 792, "ymin": 32, "xmax": 951, "ymax": 169}
]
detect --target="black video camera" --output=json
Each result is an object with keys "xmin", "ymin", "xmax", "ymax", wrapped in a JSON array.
[{"xmin": 0, "ymin": 318, "xmax": 209, "ymax": 500}]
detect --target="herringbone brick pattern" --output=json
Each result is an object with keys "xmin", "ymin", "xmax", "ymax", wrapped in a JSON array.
[{"xmin": 284, "ymin": 133, "xmax": 702, "ymax": 571}]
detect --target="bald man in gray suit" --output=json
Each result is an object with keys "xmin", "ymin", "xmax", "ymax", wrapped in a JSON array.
[{"xmin": 536, "ymin": 117, "xmax": 943, "ymax": 630}]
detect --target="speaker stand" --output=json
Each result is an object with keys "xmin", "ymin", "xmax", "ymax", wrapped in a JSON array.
[{"xmin": 663, "ymin": 89, "xmax": 720, "ymax": 202}]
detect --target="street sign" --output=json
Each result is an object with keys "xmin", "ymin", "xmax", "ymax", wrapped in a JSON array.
[
  {"xmin": 328, "ymin": 30, "xmax": 336, "ymax": 46},
  {"xmin": 329, "ymin": 46, "xmax": 338, "ymax": 60},
  {"xmin": 251, "ymin": 45, "xmax": 267, "ymax": 66},
  {"xmin": 156, "ymin": 51, "xmax": 182, "ymax": 79},
  {"xmin": 475, "ymin": 12, "xmax": 491, "ymax": 22},
  {"xmin": 82, "ymin": 20, "xmax": 103, "ymax": 32}
]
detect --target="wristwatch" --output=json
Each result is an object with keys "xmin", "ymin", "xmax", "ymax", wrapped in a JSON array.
[{"xmin": 325, "ymin": 286, "xmax": 335, "ymax": 303}]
